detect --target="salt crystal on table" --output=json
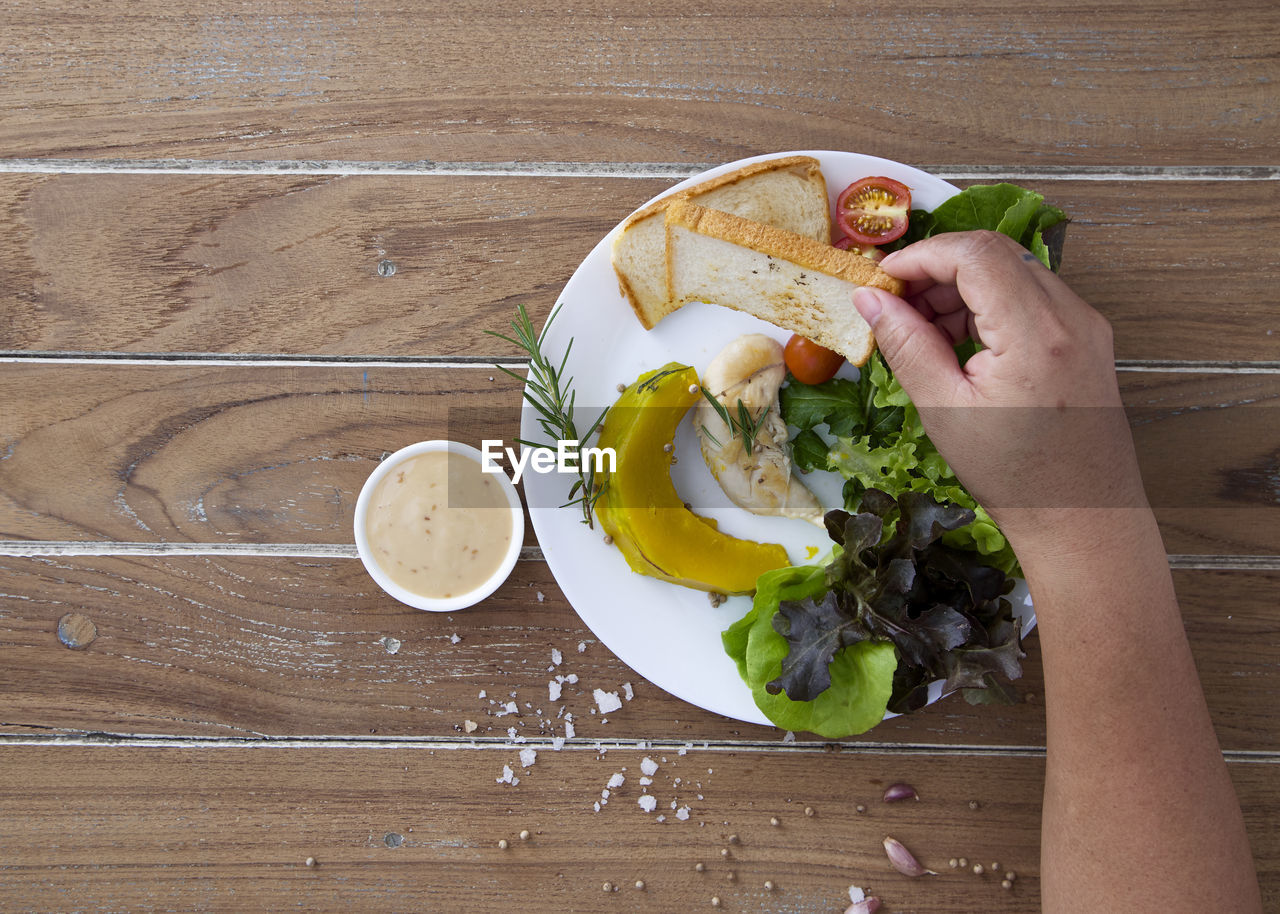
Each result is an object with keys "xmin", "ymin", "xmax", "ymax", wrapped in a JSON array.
[
  {"xmin": 622, "ymin": 682, "xmax": 634, "ymax": 701},
  {"xmin": 552, "ymin": 737, "xmax": 565, "ymax": 751},
  {"xmin": 551, "ymin": 648, "xmax": 563, "ymax": 666},
  {"xmin": 536, "ymin": 591, "xmax": 545, "ymax": 602},
  {"xmin": 638, "ymin": 795, "xmax": 658, "ymax": 813},
  {"xmin": 520, "ymin": 748, "xmax": 537, "ymax": 768},
  {"xmin": 504, "ymin": 701, "xmax": 518, "ymax": 714},
  {"xmin": 496, "ymin": 765, "xmax": 519, "ymax": 786},
  {"xmin": 566, "ymin": 673, "xmax": 578, "ymax": 684},
  {"xmin": 548, "ymin": 680, "xmax": 562, "ymax": 702},
  {"xmin": 577, "ymin": 642, "xmax": 586, "ymax": 653},
  {"xmin": 593, "ymin": 689, "xmax": 623, "ymax": 714},
  {"xmin": 564, "ymin": 721, "xmax": 576, "ymax": 739},
  {"xmin": 782, "ymin": 731, "xmax": 796, "ymax": 744},
  {"xmin": 639, "ymin": 777, "xmax": 652, "ymax": 786},
  {"xmin": 478, "ymin": 690, "xmax": 487, "ymax": 699},
  {"xmin": 450, "ymin": 633, "xmax": 461, "ymax": 644},
  {"xmin": 640, "ymin": 757, "xmax": 659, "ymax": 776},
  {"xmin": 607, "ymin": 773, "xmax": 625, "ymax": 788},
  {"xmin": 676, "ymin": 806, "xmax": 691, "ymax": 821}
]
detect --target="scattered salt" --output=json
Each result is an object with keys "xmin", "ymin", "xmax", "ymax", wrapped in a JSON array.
[
  {"xmin": 676, "ymin": 806, "xmax": 691, "ymax": 821},
  {"xmin": 601, "ymin": 789, "xmax": 611, "ymax": 800},
  {"xmin": 640, "ymin": 757, "xmax": 659, "ymax": 776},
  {"xmin": 607, "ymin": 773, "xmax": 625, "ymax": 788},
  {"xmin": 565, "ymin": 721, "xmax": 576, "ymax": 739},
  {"xmin": 578, "ymin": 642, "xmax": 586, "ymax": 653},
  {"xmin": 594, "ymin": 689, "xmax": 623, "ymax": 714},
  {"xmin": 552, "ymin": 737, "xmax": 565, "ymax": 751},
  {"xmin": 622, "ymin": 682, "xmax": 634, "ymax": 701},
  {"xmin": 782, "ymin": 731, "xmax": 796, "ymax": 744},
  {"xmin": 450, "ymin": 633, "xmax": 461, "ymax": 644},
  {"xmin": 520, "ymin": 748, "xmax": 537, "ymax": 768},
  {"xmin": 566, "ymin": 673, "xmax": 579, "ymax": 684},
  {"xmin": 503, "ymin": 701, "xmax": 518, "ymax": 715},
  {"xmin": 463, "ymin": 720, "xmax": 478, "ymax": 733},
  {"xmin": 478, "ymin": 690, "xmax": 487, "ymax": 699},
  {"xmin": 548, "ymin": 681, "xmax": 563, "ymax": 702},
  {"xmin": 551, "ymin": 648, "xmax": 563, "ymax": 666},
  {"xmin": 593, "ymin": 801, "xmax": 601, "ymax": 812},
  {"xmin": 496, "ymin": 765, "xmax": 519, "ymax": 786},
  {"xmin": 536, "ymin": 591, "xmax": 545, "ymax": 602},
  {"xmin": 638, "ymin": 795, "xmax": 658, "ymax": 813},
  {"xmin": 849, "ymin": 886, "xmax": 866, "ymax": 903}
]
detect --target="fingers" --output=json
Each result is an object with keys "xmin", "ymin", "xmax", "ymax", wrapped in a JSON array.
[
  {"xmin": 880, "ymin": 231, "xmax": 1055, "ymax": 355},
  {"xmin": 853, "ymin": 286, "xmax": 969, "ymax": 407}
]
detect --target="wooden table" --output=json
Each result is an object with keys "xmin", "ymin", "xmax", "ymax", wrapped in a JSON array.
[{"xmin": 1, "ymin": 3, "xmax": 1276, "ymax": 911}]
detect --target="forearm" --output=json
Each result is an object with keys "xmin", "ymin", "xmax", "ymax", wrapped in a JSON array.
[{"xmin": 1013, "ymin": 509, "xmax": 1262, "ymax": 913}]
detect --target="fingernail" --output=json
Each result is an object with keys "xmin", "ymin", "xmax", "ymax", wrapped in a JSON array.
[{"xmin": 852, "ymin": 286, "xmax": 884, "ymax": 325}]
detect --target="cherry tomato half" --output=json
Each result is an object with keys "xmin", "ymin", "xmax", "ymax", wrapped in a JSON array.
[
  {"xmin": 784, "ymin": 334, "xmax": 845, "ymax": 385},
  {"xmin": 836, "ymin": 177, "xmax": 911, "ymax": 245},
  {"xmin": 833, "ymin": 235, "xmax": 887, "ymax": 262}
]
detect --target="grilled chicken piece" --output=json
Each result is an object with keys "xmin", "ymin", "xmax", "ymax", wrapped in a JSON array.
[{"xmin": 695, "ymin": 334, "xmax": 823, "ymax": 523}]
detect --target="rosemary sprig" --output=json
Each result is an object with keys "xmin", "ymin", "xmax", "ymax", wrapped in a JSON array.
[
  {"xmin": 486, "ymin": 304, "xmax": 608, "ymax": 527},
  {"xmin": 698, "ymin": 387, "xmax": 770, "ymax": 456}
]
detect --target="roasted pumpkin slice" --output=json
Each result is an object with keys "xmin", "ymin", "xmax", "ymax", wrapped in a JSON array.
[{"xmin": 594, "ymin": 363, "xmax": 789, "ymax": 594}]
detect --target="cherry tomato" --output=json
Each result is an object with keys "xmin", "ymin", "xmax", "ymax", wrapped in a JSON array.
[
  {"xmin": 784, "ymin": 334, "xmax": 845, "ymax": 385},
  {"xmin": 834, "ymin": 235, "xmax": 887, "ymax": 262},
  {"xmin": 836, "ymin": 177, "xmax": 911, "ymax": 244}
]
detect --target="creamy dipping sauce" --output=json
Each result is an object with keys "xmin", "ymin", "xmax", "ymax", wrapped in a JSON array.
[{"xmin": 364, "ymin": 451, "xmax": 513, "ymax": 599}]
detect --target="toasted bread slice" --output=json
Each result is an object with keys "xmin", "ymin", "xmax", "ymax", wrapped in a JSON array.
[
  {"xmin": 611, "ymin": 156, "xmax": 830, "ymax": 329},
  {"xmin": 665, "ymin": 202, "xmax": 906, "ymax": 367}
]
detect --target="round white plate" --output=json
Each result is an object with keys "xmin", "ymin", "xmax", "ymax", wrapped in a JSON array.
[{"xmin": 521, "ymin": 150, "xmax": 1034, "ymax": 729}]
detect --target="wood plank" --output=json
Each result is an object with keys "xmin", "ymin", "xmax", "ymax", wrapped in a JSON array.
[
  {"xmin": 0, "ymin": 365, "xmax": 1274, "ymax": 553},
  {"xmin": 0, "ymin": 745, "xmax": 1275, "ymax": 912},
  {"xmin": 1, "ymin": 556, "xmax": 1276, "ymax": 754},
  {"xmin": 2, "ymin": 1, "xmax": 1276, "ymax": 165},
  {"xmin": 0, "ymin": 174, "xmax": 1276, "ymax": 361}
]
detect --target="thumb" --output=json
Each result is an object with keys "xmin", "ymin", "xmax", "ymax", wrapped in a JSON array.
[{"xmin": 852, "ymin": 286, "xmax": 966, "ymax": 407}]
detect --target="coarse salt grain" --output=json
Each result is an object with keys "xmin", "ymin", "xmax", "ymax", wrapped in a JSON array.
[
  {"xmin": 463, "ymin": 720, "xmax": 478, "ymax": 733},
  {"xmin": 676, "ymin": 806, "xmax": 691, "ymax": 820},
  {"xmin": 594, "ymin": 689, "xmax": 623, "ymax": 714},
  {"xmin": 536, "ymin": 591, "xmax": 545, "ymax": 602},
  {"xmin": 520, "ymin": 748, "xmax": 537, "ymax": 768},
  {"xmin": 565, "ymin": 721, "xmax": 576, "ymax": 739},
  {"xmin": 782, "ymin": 731, "xmax": 796, "ymax": 743},
  {"xmin": 552, "ymin": 736, "xmax": 565, "ymax": 750},
  {"xmin": 578, "ymin": 642, "xmax": 586, "ymax": 652},
  {"xmin": 548, "ymin": 680, "xmax": 562, "ymax": 702},
  {"xmin": 450, "ymin": 633, "xmax": 461, "ymax": 644},
  {"xmin": 638, "ymin": 795, "xmax": 658, "ymax": 813},
  {"xmin": 640, "ymin": 757, "xmax": 659, "ymax": 776},
  {"xmin": 607, "ymin": 773, "xmax": 626, "ymax": 788},
  {"xmin": 496, "ymin": 765, "xmax": 519, "ymax": 786},
  {"xmin": 640, "ymin": 777, "xmax": 652, "ymax": 786},
  {"xmin": 622, "ymin": 682, "xmax": 634, "ymax": 701},
  {"xmin": 551, "ymin": 648, "xmax": 563, "ymax": 666}
]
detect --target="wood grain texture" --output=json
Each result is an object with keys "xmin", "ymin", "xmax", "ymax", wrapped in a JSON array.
[
  {"xmin": 0, "ymin": 174, "xmax": 1276, "ymax": 360},
  {"xmin": 0, "ymin": 745, "xmax": 1276, "ymax": 913},
  {"xmin": 1, "ymin": 555, "xmax": 1276, "ymax": 754},
  {"xmin": 0, "ymin": 365, "xmax": 1274, "ymax": 552},
  {"xmin": 2, "ymin": 1, "xmax": 1276, "ymax": 166}
]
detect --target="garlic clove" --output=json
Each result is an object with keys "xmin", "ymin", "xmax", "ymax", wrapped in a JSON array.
[
  {"xmin": 844, "ymin": 900, "xmax": 882, "ymax": 914},
  {"xmin": 882, "ymin": 782, "xmax": 919, "ymax": 802},
  {"xmin": 883, "ymin": 835, "xmax": 938, "ymax": 877}
]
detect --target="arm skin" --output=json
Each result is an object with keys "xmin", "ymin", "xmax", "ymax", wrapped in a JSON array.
[{"xmin": 851, "ymin": 231, "xmax": 1262, "ymax": 913}]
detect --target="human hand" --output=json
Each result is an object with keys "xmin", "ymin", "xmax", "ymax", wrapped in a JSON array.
[{"xmin": 851, "ymin": 230, "xmax": 1148, "ymax": 546}]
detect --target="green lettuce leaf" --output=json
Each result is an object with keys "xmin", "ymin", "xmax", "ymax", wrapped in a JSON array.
[
  {"xmin": 885, "ymin": 183, "xmax": 1069, "ymax": 271},
  {"xmin": 726, "ymin": 564, "xmax": 897, "ymax": 738}
]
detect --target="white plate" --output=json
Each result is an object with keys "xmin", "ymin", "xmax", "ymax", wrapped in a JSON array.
[{"xmin": 521, "ymin": 150, "xmax": 1034, "ymax": 729}]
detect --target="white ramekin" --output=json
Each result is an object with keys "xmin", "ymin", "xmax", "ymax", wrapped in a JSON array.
[{"xmin": 353, "ymin": 440, "xmax": 524, "ymax": 611}]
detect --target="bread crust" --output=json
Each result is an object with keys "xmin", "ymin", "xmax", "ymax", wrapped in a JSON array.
[
  {"xmin": 611, "ymin": 156, "xmax": 827, "ymax": 328},
  {"xmin": 664, "ymin": 201, "xmax": 906, "ymax": 297},
  {"xmin": 618, "ymin": 155, "xmax": 825, "ymax": 234}
]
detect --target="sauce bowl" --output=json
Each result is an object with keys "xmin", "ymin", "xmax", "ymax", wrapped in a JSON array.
[{"xmin": 354, "ymin": 440, "xmax": 524, "ymax": 612}]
